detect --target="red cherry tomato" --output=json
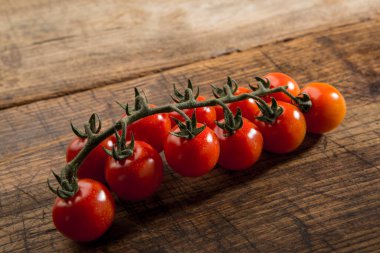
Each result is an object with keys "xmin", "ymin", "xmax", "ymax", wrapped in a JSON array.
[
  {"xmin": 263, "ymin": 72, "xmax": 300, "ymax": 103},
  {"xmin": 52, "ymin": 179, "xmax": 115, "ymax": 242},
  {"xmin": 253, "ymin": 101, "xmax": 306, "ymax": 154},
  {"xmin": 66, "ymin": 136, "xmax": 114, "ymax": 183},
  {"xmin": 164, "ymin": 124, "xmax": 220, "ymax": 177},
  {"xmin": 229, "ymin": 87, "xmax": 260, "ymax": 122},
  {"xmin": 214, "ymin": 118, "xmax": 263, "ymax": 170},
  {"xmin": 214, "ymin": 105, "xmax": 225, "ymax": 121},
  {"xmin": 125, "ymin": 104, "xmax": 171, "ymax": 152},
  {"xmin": 105, "ymin": 141, "xmax": 163, "ymax": 201},
  {"xmin": 169, "ymin": 96, "xmax": 216, "ymax": 129},
  {"xmin": 301, "ymin": 82, "xmax": 346, "ymax": 133}
]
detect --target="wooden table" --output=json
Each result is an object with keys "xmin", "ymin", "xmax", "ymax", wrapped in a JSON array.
[{"xmin": 1, "ymin": 1, "xmax": 380, "ymax": 252}]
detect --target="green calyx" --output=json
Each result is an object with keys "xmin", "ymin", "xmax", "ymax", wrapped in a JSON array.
[
  {"xmin": 215, "ymin": 108, "xmax": 243, "ymax": 137},
  {"xmin": 115, "ymin": 101, "xmax": 132, "ymax": 116},
  {"xmin": 249, "ymin": 76, "xmax": 271, "ymax": 91},
  {"xmin": 103, "ymin": 121, "xmax": 134, "ymax": 160},
  {"xmin": 47, "ymin": 165, "xmax": 78, "ymax": 199},
  {"xmin": 116, "ymin": 87, "xmax": 149, "ymax": 116},
  {"xmin": 294, "ymin": 92, "xmax": 312, "ymax": 112},
  {"xmin": 255, "ymin": 97, "xmax": 284, "ymax": 124},
  {"xmin": 49, "ymin": 113, "xmax": 103, "ymax": 199},
  {"xmin": 211, "ymin": 76, "xmax": 238, "ymax": 98},
  {"xmin": 70, "ymin": 113, "xmax": 102, "ymax": 138},
  {"xmin": 170, "ymin": 111, "xmax": 206, "ymax": 139},
  {"xmin": 171, "ymin": 80, "xmax": 200, "ymax": 103},
  {"xmin": 134, "ymin": 88, "xmax": 149, "ymax": 111},
  {"xmin": 249, "ymin": 76, "xmax": 312, "ymax": 113}
]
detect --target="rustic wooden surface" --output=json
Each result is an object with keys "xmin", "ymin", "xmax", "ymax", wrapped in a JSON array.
[
  {"xmin": 1, "ymin": 1, "xmax": 380, "ymax": 252},
  {"xmin": 1, "ymin": 0, "xmax": 380, "ymax": 109}
]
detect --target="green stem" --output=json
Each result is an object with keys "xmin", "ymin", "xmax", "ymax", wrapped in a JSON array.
[
  {"xmin": 56, "ymin": 84, "xmax": 297, "ymax": 197},
  {"xmin": 214, "ymin": 99, "xmax": 232, "ymax": 116},
  {"xmin": 166, "ymin": 104, "xmax": 192, "ymax": 123},
  {"xmin": 278, "ymin": 86, "xmax": 298, "ymax": 103},
  {"xmin": 70, "ymin": 85, "xmax": 285, "ymax": 167}
]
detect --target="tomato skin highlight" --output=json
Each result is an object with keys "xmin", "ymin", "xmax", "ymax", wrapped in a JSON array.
[
  {"xmin": 214, "ymin": 118, "xmax": 263, "ymax": 170},
  {"xmin": 52, "ymin": 179, "xmax": 115, "ymax": 242},
  {"xmin": 263, "ymin": 72, "xmax": 300, "ymax": 103},
  {"xmin": 164, "ymin": 124, "xmax": 220, "ymax": 177},
  {"xmin": 229, "ymin": 87, "xmax": 260, "ymax": 122},
  {"xmin": 66, "ymin": 137, "xmax": 114, "ymax": 183},
  {"xmin": 105, "ymin": 141, "xmax": 163, "ymax": 201},
  {"xmin": 169, "ymin": 96, "xmax": 216, "ymax": 129},
  {"xmin": 254, "ymin": 101, "xmax": 306, "ymax": 154},
  {"xmin": 125, "ymin": 104, "xmax": 171, "ymax": 152},
  {"xmin": 301, "ymin": 82, "xmax": 346, "ymax": 133}
]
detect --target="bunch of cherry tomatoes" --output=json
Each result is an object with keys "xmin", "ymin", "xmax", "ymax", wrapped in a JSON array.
[{"xmin": 52, "ymin": 73, "xmax": 346, "ymax": 242}]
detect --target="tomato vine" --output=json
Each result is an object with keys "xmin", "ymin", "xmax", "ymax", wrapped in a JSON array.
[{"xmin": 48, "ymin": 76, "xmax": 312, "ymax": 199}]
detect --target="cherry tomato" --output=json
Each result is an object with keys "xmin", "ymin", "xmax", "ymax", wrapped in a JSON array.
[
  {"xmin": 301, "ymin": 82, "xmax": 346, "ymax": 133},
  {"xmin": 105, "ymin": 140, "xmax": 163, "ymax": 201},
  {"xmin": 229, "ymin": 87, "xmax": 260, "ymax": 122},
  {"xmin": 169, "ymin": 96, "xmax": 216, "ymax": 129},
  {"xmin": 125, "ymin": 104, "xmax": 171, "ymax": 152},
  {"xmin": 66, "ymin": 136, "xmax": 114, "ymax": 183},
  {"xmin": 253, "ymin": 101, "xmax": 306, "ymax": 154},
  {"xmin": 214, "ymin": 118, "xmax": 263, "ymax": 170},
  {"xmin": 263, "ymin": 72, "xmax": 300, "ymax": 103},
  {"xmin": 52, "ymin": 179, "xmax": 115, "ymax": 242},
  {"xmin": 164, "ymin": 124, "xmax": 220, "ymax": 177},
  {"xmin": 214, "ymin": 105, "xmax": 225, "ymax": 121}
]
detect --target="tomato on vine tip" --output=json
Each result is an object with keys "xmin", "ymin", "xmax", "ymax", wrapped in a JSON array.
[
  {"xmin": 52, "ymin": 179, "xmax": 115, "ymax": 242},
  {"xmin": 301, "ymin": 82, "xmax": 346, "ymax": 133}
]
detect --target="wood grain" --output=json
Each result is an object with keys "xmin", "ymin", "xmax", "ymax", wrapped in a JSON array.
[
  {"xmin": 1, "ymin": 0, "xmax": 379, "ymax": 109},
  {"xmin": 0, "ymin": 18, "xmax": 379, "ymax": 252}
]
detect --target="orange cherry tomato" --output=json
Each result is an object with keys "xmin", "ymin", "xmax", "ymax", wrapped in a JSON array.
[
  {"xmin": 264, "ymin": 72, "xmax": 300, "ymax": 103},
  {"xmin": 301, "ymin": 82, "xmax": 346, "ymax": 133}
]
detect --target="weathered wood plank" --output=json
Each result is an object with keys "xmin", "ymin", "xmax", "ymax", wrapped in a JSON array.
[
  {"xmin": 0, "ymin": 19, "xmax": 380, "ymax": 252},
  {"xmin": 1, "ymin": 0, "xmax": 379, "ymax": 109}
]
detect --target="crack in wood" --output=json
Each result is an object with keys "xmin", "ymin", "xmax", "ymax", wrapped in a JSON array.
[
  {"xmin": 31, "ymin": 35, "xmax": 77, "ymax": 46},
  {"xmin": 291, "ymin": 215, "xmax": 313, "ymax": 252}
]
